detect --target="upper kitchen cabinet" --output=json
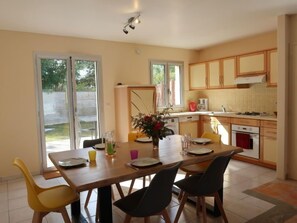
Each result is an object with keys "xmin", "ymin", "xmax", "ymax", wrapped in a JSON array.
[
  {"xmin": 267, "ymin": 49, "xmax": 278, "ymax": 87},
  {"xmin": 236, "ymin": 51, "xmax": 266, "ymax": 76},
  {"xmin": 115, "ymin": 85, "xmax": 156, "ymax": 142},
  {"xmin": 189, "ymin": 62, "xmax": 207, "ymax": 90},
  {"xmin": 222, "ymin": 57, "xmax": 237, "ymax": 88},
  {"xmin": 208, "ymin": 60, "xmax": 221, "ymax": 89}
]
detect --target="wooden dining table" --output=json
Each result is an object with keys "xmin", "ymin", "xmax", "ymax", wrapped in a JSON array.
[{"xmin": 49, "ymin": 135, "xmax": 243, "ymax": 223}]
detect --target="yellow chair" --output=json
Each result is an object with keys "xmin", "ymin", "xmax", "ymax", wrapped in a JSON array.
[
  {"xmin": 13, "ymin": 158, "xmax": 79, "ymax": 223},
  {"xmin": 179, "ymin": 132, "xmax": 221, "ymax": 199}
]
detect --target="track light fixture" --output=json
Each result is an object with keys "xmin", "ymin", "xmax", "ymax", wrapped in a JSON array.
[{"xmin": 123, "ymin": 13, "xmax": 141, "ymax": 34}]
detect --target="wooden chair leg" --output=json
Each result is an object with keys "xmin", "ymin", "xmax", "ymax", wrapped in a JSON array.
[
  {"xmin": 115, "ymin": 183, "xmax": 125, "ymax": 198},
  {"xmin": 178, "ymin": 173, "xmax": 190, "ymax": 200},
  {"xmin": 214, "ymin": 192, "xmax": 228, "ymax": 223},
  {"xmin": 196, "ymin": 196, "xmax": 202, "ymax": 215},
  {"xmin": 84, "ymin": 189, "xmax": 92, "ymax": 208},
  {"xmin": 32, "ymin": 211, "xmax": 47, "ymax": 223},
  {"xmin": 200, "ymin": 196, "xmax": 207, "ymax": 223},
  {"xmin": 161, "ymin": 209, "xmax": 171, "ymax": 223},
  {"xmin": 174, "ymin": 192, "xmax": 189, "ymax": 223},
  {"xmin": 124, "ymin": 214, "xmax": 132, "ymax": 223},
  {"xmin": 60, "ymin": 207, "xmax": 71, "ymax": 223},
  {"xmin": 128, "ymin": 179, "xmax": 135, "ymax": 195},
  {"xmin": 143, "ymin": 176, "xmax": 146, "ymax": 187},
  {"xmin": 144, "ymin": 216, "xmax": 151, "ymax": 223}
]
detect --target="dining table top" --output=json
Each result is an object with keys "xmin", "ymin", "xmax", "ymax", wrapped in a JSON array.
[{"xmin": 49, "ymin": 135, "xmax": 243, "ymax": 193}]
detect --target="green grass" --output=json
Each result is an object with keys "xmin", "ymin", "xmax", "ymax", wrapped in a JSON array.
[{"xmin": 45, "ymin": 122, "xmax": 96, "ymax": 141}]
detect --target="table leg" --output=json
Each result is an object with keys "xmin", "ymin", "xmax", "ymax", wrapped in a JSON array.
[
  {"xmin": 98, "ymin": 185, "xmax": 113, "ymax": 223},
  {"xmin": 71, "ymin": 197, "xmax": 88, "ymax": 223}
]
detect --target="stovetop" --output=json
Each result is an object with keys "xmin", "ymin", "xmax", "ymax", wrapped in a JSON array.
[{"xmin": 236, "ymin": 111, "xmax": 268, "ymax": 116}]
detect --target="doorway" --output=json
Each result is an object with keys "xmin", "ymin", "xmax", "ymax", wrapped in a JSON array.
[{"xmin": 35, "ymin": 54, "xmax": 104, "ymax": 170}]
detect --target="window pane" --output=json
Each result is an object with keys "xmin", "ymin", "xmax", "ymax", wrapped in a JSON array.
[
  {"xmin": 152, "ymin": 64, "xmax": 166, "ymax": 107},
  {"xmin": 169, "ymin": 64, "xmax": 182, "ymax": 106}
]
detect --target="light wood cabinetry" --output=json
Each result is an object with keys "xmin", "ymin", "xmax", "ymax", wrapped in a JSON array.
[
  {"xmin": 260, "ymin": 120, "xmax": 277, "ymax": 167},
  {"xmin": 230, "ymin": 118, "xmax": 260, "ymax": 126},
  {"xmin": 236, "ymin": 51, "xmax": 266, "ymax": 76},
  {"xmin": 200, "ymin": 115, "xmax": 231, "ymax": 145},
  {"xmin": 115, "ymin": 85, "xmax": 156, "ymax": 142},
  {"xmin": 189, "ymin": 63, "xmax": 207, "ymax": 90},
  {"xmin": 267, "ymin": 49, "xmax": 278, "ymax": 87},
  {"xmin": 208, "ymin": 60, "xmax": 221, "ymax": 89},
  {"xmin": 222, "ymin": 57, "xmax": 237, "ymax": 88},
  {"xmin": 179, "ymin": 115, "xmax": 199, "ymax": 138}
]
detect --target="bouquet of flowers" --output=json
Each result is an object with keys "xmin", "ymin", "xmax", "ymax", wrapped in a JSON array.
[{"xmin": 131, "ymin": 108, "xmax": 172, "ymax": 140}]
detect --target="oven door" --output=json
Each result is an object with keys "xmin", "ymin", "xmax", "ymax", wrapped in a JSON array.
[{"xmin": 231, "ymin": 131, "xmax": 260, "ymax": 159}]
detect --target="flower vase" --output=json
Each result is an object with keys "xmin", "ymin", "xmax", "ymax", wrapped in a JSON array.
[{"xmin": 152, "ymin": 136, "xmax": 159, "ymax": 150}]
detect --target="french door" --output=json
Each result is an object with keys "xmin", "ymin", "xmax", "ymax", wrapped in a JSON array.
[{"xmin": 35, "ymin": 54, "xmax": 104, "ymax": 170}]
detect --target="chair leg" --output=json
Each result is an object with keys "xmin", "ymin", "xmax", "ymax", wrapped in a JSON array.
[
  {"xmin": 115, "ymin": 183, "xmax": 125, "ymax": 198},
  {"xmin": 196, "ymin": 196, "xmax": 202, "ymax": 216},
  {"xmin": 143, "ymin": 176, "xmax": 146, "ymax": 187},
  {"xmin": 214, "ymin": 192, "xmax": 228, "ymax": 223},
  {"xmin": 200, "ymin": 196, "xmax": 207, "ymax": 223},
  {"xmin": 128, "ymin": 179, "xmax": 135, "ymax": 195},
  {"xmin": 144, "ymin": 216, "xmax": 151, "ymax": 223},
  {"xmin": 32, "ymin": 211, "xmax": 47, "ymax": 223},
  {"xmin": 174, "ymin": 192, "xmax": 189, "ymax": 223},
  {"xmin": 161, "ymin": 209, "xmax": 171, "ymax": 223},
  {"xmin": 124, "ymin": 214, "xmax": 132, "ymax": 223},
  {"xmin": 84, "ymin": 189, "xmax": 93, "ymax": 208},
  {"xmin": 60, "ymin": 207, "xmax": 71, "ymax": 223}
]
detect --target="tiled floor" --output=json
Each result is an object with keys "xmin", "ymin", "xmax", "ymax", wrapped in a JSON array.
[{"xmin": 0, "ymin": 160, "xmax": 279, "ymax": 223}]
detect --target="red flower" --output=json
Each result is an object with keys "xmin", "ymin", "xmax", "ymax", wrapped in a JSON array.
[{"xmin": 153, "ymin": 122, "xmax": 162, "ymax": 131}]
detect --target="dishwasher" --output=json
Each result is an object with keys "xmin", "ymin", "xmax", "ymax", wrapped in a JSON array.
[{"xmin": 179, "ymin": 115, "xmax": 199, "ymax": 137}]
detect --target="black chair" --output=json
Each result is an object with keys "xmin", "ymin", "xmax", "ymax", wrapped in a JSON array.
[
  {"xmin": 174, "ymin": 152, "xmax": 234, "ymax": 223},
  {"xmin": 83, "ymin": 139, "xmax": 124, "ymax": 219},
  {"xmin": 114, "ymin": 162, "xmax": 182, "ymax": 223},
  {"xmin": 164, "ymin": 128, "xmax": 175, "ymax": 136}
]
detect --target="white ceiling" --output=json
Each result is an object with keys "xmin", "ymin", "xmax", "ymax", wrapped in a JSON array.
[{"xmin": 1, "ymin": 0, "xmax": 297, "ymax": 49}]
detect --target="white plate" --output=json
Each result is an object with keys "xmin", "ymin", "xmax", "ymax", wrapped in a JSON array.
[
  {"xmin": 135, "ymin": 137, "xmax": 152, "ymax": 143},
  {"xmin": 191, "ymin": 138, "xmax": 212, "ymax": 144},
  {"xmin": 59, "ymin": 158, "xmax": 88, "ymax": 167},
  {"xmin": 94, "ymin": 143, "xmax": 105, "ymax": 150},
  {"xmin": 131, "ymin": 157, "xmax": 161, "ymax": 167},
  {"xmin": 187, "ymin": 148, "xmax": 213, "ymax": 155}
]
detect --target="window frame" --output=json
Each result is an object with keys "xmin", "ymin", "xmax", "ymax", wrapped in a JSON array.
[{"xmin": 150, "ymin": 60, "xmax": 184, "ymax": 109}]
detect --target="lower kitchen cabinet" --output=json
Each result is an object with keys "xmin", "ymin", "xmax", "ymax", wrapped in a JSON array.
[
  {"xmin": 179, "ymin": 116, "xmax": 199, "ymax": 138},
  {"xmin": 260, "ymin": 120, "xmax": 277, "ymax": 167},
  {"xmin": 200, "ymin": 115, "xmax": 230, "ymax": 145}
]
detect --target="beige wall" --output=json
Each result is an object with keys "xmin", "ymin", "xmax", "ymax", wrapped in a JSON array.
[
  {"xmin": 0, "ymin": 30, "xmax": 198, "ymax": 178},
  {"xmin": 191, "ymin": 32, "xmax": 277, "ymax": 114}
]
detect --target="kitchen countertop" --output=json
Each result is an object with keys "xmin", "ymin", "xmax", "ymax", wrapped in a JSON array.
[{"xmin": 167, "ymin": 111, "xmax": 277, "ymax": 121}]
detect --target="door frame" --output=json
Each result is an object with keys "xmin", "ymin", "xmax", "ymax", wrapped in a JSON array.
[{"xmin": 34, "ymin": 52, "xmax": 105, "ymax": 171}]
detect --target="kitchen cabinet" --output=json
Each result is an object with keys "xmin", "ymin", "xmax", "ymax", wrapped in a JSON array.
[
  {"xmin": 189, "ymin": 62, "xmax": 207, "ymax": 90},
  {"xmin": 267, "ymin": 49, "xmax": 278, "ymax": 87},
  {"xmin": 222, "ymin": 57, "xmax": 237, "ymax": 88},
  {"xmin": 115, "ymin": 85, "xmax": 156, "ymax": 142},
  {"xmin": 230, "ymin": 117, "xmax": 260, "ymax": 127},
  {"xmin": 208, "ymin": 60, "xmax": 221, "ymax": 89},
  {"xmin": 179, "ymin": 115, "xmax": 199, "ymax": 138},
  {"xmin": 200, "ymin": 115, "xmax": 231, "ymax": 145},
  {"xmin": 237, "ymin": 51, "xmax": 266, "ymax": 76},
  {"xmin": 260, "ymin": 120, "xmax": 277, "ymax": 167}
]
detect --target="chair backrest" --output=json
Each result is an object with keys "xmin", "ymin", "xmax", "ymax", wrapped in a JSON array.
[
  {"xmin": 193, "ymin": 151, "xmax": 234, "ymax": 195},
  {"xmin": 13, "ymin": 158, "xmax": 44, "ymax": 211},
  {"xmin": 83, "ymin": 138, "xmax": 105, "ymax": 148},
  {"xmin": 201, "ymin": 132, "xmax": 221, "ymax": 143},
  {"xmin": 164, "ymin": 128, "xmax": 175, "ymax": 136},
  {"xmin": 131, "ymin": 161, "xmax": 182, "ymax": 217}
]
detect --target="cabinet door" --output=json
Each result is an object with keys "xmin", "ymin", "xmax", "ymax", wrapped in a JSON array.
[
  {"xmin": 262, "ymin": 136, "xmax": 277, "ymax": 163},
  {"xmin": 208, "ymin": 60, "xmax": 221, "ymax": 89},
  {"xmin": 267, "ymin": 49, "xmax": 278, "ymax": 87},
  {"xmin": 237, "ymin": 51, "xmax": 266, "ymax": 76},
  {"xmin": 179, "ymin": 121, "xmax": 198, "ymax": 138},
  {"xmin": 222, "ymin": 57, "xmax": 237, "ymax": 88},
  {"xmin": 189, "ymin": 63, "xmax": 207, "ymax": 90}
]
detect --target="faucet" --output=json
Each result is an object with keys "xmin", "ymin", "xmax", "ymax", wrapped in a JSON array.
[{"xmin": 221, "ymin": 105, "xmax": 226, "ymax": 112}]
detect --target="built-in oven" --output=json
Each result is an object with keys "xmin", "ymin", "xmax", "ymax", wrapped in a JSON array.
[{"xmin": 231, "ymin": 124, "xmax": 260, "ymax": 159}]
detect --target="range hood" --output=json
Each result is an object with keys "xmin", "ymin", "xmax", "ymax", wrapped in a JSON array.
[{"xmin": 234, "ymin": 74, "xmax": 266, "ymax": 85}]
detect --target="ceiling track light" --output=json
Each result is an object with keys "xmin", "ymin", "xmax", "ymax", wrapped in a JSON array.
[{"xmin": 123, "ymin": 13, "xmax": 141, "ymax": 34}]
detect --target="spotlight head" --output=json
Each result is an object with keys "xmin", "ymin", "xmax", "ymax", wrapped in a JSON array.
[
  {"xmin": 123, "ymin": 28, "xmax": 128, "ymax": 34},
  {"xmin": 129, "ymin": 24, "xmax": 135, "ymax": 30},
  {"xmin": 134, "ymin": 18, "xmax": 141, "ymax": 24}
]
